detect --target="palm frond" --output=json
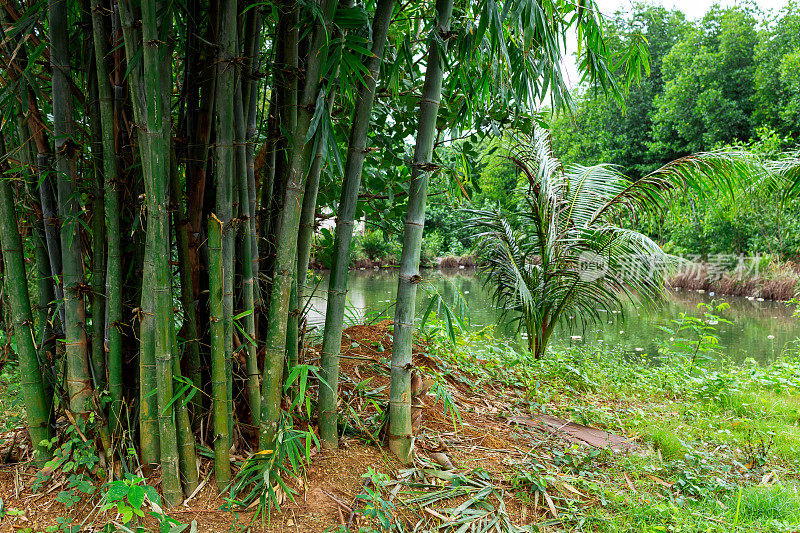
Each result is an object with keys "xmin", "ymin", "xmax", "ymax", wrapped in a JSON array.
[{"xmin": 467, "ymin": 130, "xmax": 673, "ymax": 357}]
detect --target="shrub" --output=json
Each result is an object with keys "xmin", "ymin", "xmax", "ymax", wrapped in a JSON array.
[{"xmin": 359, "ymin": 229, "xmax": 391, "ymax": 261}]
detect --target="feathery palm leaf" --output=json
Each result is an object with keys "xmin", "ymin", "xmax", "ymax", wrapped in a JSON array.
[{"xmin": 468, "ymin": 131, "xmax": 673, "ymax": 358}]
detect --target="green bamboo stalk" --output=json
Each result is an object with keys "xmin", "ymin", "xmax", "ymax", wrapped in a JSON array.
[
  {"xmin": 243, "ymin": 10, "xmax": 261, "ymax": 312},
  {"xmin": 170, "ymin": 301, "xmax": 199, "ymax": 496},
  {"xmin": 49, "ymin": 0, "xmax": 93, "ymax": 415},
  {"xmin": 117, "ymin": 0, "xmax": 160, "ymax": 466},
  {"xmin": 214, "ymin": 0, "xmax": 237, "ymax": 439},
  {"xmin": 258, "ymin": 5, "xmax": 297, "ymax": 320},
  {"xmin": 139, "ymin": 213, "xmax": 160, "ymax": 468},
  {"xmin": 289, "ymin": 0, "xmax": 349, "ymax": 391},
  {"xmin": 318, "ymin": 0, "xmax": 395, "ymax": 448},
  {"xmin": 235, "ymin": 80, "xmax": 260, "ymax": 427},
  {"xmin": 259, "ymin": 0, "xmax": 338, "ymax": 451},
  {"xmin": 139, "ymin": 0, "xmax": 181, "ymax": 506},
  {"xmin": 389, "ymin": 0, "xmax": 454, "ymax": 464},
  {"xmin": 208, "ymin": 214, "xmax": 231, "ymax": 488},
  {"xmin": 285, "ymin": 280, "xmax": 299, "ymax": 392},
  {"xmin": 90, "ymin": 0, "xmax": 123, "ymax": 437},
  {"xmin": 169, "ymin": 146, "xmax": 203, "ymax": 431},
  {"xmin": 181, "ymin": 0, "xmax": 214, "ymax": 425},
  {"xmin": 0, "ymin": 6, "xmax": 64, "ymax": 335},
  {"xmin": 88, "ymin": 54, "xmax": 107, "ymax": 392},
  {"xmin": 0, "ymin": 12, "xmax": 56, "ymax": 368},
  {"xmin": 167, "ymin": 149, "xmax": 198, "ymax": 496},
  {"xmin": 288, "ymin": 73, "xmax": 339, "ymax": 394},
  {"xmin": 0, "ymin": 135, "xmax": 53, "ymax": 465},
  {"xmin": 14, "ymin": 104, "xmax": 56, "ymax": 411}
]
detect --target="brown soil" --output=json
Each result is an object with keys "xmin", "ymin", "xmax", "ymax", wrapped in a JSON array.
[{"xmin": 0, "ymin": 321, "xmax": 608, "ymax": 532}]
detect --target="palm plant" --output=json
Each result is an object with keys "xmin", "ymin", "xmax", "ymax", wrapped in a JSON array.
[{"xmin": 468, "ymin": 132, "xmax": 673, "ymax": 359}]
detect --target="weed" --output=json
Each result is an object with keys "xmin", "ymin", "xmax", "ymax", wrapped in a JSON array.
[
  {"xmin": 100, "ymin": 473, "xmax": 185, "ymax": 532},
  {"xmin": 354, "ymin": 469, "xmax": 403, "ymax": 531},
  {"xmin": 740, "ymin": 431, "xmax": 775, "ymax": 469},
  {"xmin": 552, "ymin": 445, "xmax": 611, "ymax": 477},
  {"xmin": 734, "ymin": 483, "xmax": 800, "ymax": 522},
  {"xmin": 644, "ymin": 427, "xmax": 688, "ymax": 460},
  {"xmin": 33, "ymin": 422, "xmax": 101, "ymax": 508}
]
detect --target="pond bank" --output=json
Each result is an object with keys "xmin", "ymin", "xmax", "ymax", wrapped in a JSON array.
[
  {"xmin": 313, "ymin": 255, "xmax": 799, "ymax": 302},
  {"xmin": 311, "ymin": 252, "xmax": 477, "ymax": 270},
  {"xmin": 305, "ymin": 268, "xmax": 800, "ymax": 364},
  {"xmin": 668, "ymin": 260, "xmax": 799, "ymax": 301},
  {"xmin": 310, "ymin": 254, "xmax": 478, "ymax": 272}
]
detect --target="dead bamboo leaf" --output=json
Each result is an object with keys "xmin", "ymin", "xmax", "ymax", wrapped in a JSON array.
[
  {"xmin": 543, "ymin": 491, "xmax": 558, "ymax": 518},
  {"xmin": 624, "ymin": 472, "xmax": 637, "ymax": 493},
  {"xmin": 424, "ymin": 507, "xmax": 451, "ymax": 523},
  {"xmin": 646, "ymin": 474, "xmax": 673, "ymax": 488},
  {"xmin": 560, "ymin": 482, "xmax": 584, "ymax": 498}
]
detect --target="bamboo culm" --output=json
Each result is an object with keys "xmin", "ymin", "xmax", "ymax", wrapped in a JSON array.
[
  {"xmin": 318, "ymin": 0, "xmax": 396, "ymax": 448},
  {"xmin": 259, "ymin": 0, "xmax": 339, "ymax": 452},
  {"xmin": 87, "ymin": 62, "xmax": 107, "ymax": 393},
  {"xmin": 208, "ymin": 215, "xmax": 231, "ymax": 488},
  {"xmin": 49, "ymin": 0, "xmax": 93, "ymax": 416},
  {"xmin": 214, "ymin": 0, "xmax": 237, "ymax": 438},
  {"xmin": 0, "ymin": 135, "xmax": 53, "ymax": 464},
  {"xmin": 389, "ymin": 0, "xmax": 455, "ymax": 464},
  {"xmin": 117, "ymin": 0, "xmax": 160, "ymax": 466},
  {"xmin": 90, "ymin": 0, "xmax": 124, "ymax": 437},
  {"xmin": 235, "ymin": 80, "xmax": 260, "ymax": 427},
  {"xmin": 141, "ymin": 0, "xmax": 181, "ymax": 505}
]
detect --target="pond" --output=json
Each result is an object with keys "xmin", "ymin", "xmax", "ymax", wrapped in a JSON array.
[{"xmin": 305, "ymin": 268, "xmax": 800, "ymax": 365}]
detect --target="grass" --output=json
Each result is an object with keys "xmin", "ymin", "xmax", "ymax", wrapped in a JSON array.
[
  {"xmin": 642, "ymin": 426, "xmax": 688, "ymax": 460},
  {"xmin": 2, "ymin": 310, "xmax": 800, "ymax": 532},
  {"xmin": 413, "ymin": 319, "xmax": 800, "ymax": 532},
  {"xmin": 734, "ymin": 483, "xmax": 800, "ymax": 522}
]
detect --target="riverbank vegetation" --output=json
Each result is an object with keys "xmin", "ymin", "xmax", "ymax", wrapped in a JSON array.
[
  {"xmin": 2, "ymin": 0, "xmax": 800, "ymax": 530},
  {"xmin": 2, "ymin": 307, "xmax": 799, "ymax": 531}
]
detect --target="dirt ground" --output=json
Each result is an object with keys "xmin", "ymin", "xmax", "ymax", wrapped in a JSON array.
[{"xmin": 0, "ymin": 320, "xmax": 589, "ymax": 532}]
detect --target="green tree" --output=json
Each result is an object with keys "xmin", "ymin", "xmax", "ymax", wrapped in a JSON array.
[
  {"xmin": 650, "ymin": 6, "xmax": 758, "ymax": 158},
  {"xmin": 468, "ymin": 132, "xmax": 672, "ymax": 359}
]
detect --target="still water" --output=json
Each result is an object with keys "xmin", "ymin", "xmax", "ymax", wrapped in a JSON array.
[{"xmin": 306, "ymin": 269, "xmax": 799, "ymax": 364}]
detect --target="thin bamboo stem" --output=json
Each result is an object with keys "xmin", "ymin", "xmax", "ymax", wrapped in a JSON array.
[
  {"xmin": 389, "ymin": 0, "xmax": 454, "ymax": 463},
  {"xmin": 0, "ymin": 134, "xmax": 53, "ymax": 464},
  {"xmin": 208, "ymin": 214, "xmax": 231, "ymax": 488},
  {"xmin": 318, "ymin": 0, "xmax": 395, "ymax": 448},
  {"xmin": 259, "ymin": 0, "xmax": 338, "ymax": 452},
  {"xmin": 49, "ymin": 0, "xmax": 93, "ymax": 415},
  {"xmin": 90, "ymin": 0, "xmax": 123, "ymax": 438}
]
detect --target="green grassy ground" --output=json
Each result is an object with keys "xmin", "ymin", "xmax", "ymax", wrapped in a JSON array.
[{"xmin": 425, "ymin": 322, "xmax": 800, "ymax": 532}]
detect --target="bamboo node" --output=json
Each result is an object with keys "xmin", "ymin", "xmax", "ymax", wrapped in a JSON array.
[
  {"xmin": 400, "ymin": 273, "xmax": 422, "ymax": 284},
  {"xmin": 413, "ymin": 161, "xmax": 439, "ymax": 172}
]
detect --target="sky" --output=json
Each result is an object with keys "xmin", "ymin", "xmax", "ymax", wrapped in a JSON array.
[
  {"xmin": 563, "ymin": 0, "xmax": 791, "ymax": 87},
  {"xmin": 593, "ymin": 0, "xmax": 789, "ymax": 20}
]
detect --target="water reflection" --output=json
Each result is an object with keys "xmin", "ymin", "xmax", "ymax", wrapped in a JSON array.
[{"xmin": 306, "ymin": 269, "xmax": 799, "ymax": 364}]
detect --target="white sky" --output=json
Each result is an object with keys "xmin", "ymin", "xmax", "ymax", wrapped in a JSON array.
[
  {"xmin": 593, "ymin": 0, "xmax": 789, "ymax": 20},
  {"xmin": 563, "ymin": 0, "xmax": 791, "ymax": 87}
]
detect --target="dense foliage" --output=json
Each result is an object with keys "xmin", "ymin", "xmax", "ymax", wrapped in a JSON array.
[
  {"xmin": 549, "ymin": 2, "xmax": 800, "ymax": 259},
  {"xmin": 0, "ymin": 0, "xmax": 647, "ymax": 508}
]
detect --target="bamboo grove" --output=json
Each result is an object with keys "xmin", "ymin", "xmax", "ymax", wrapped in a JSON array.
[{"xmin": 0, "ymin": 0, "xmax": 645, "ymax": 506}]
